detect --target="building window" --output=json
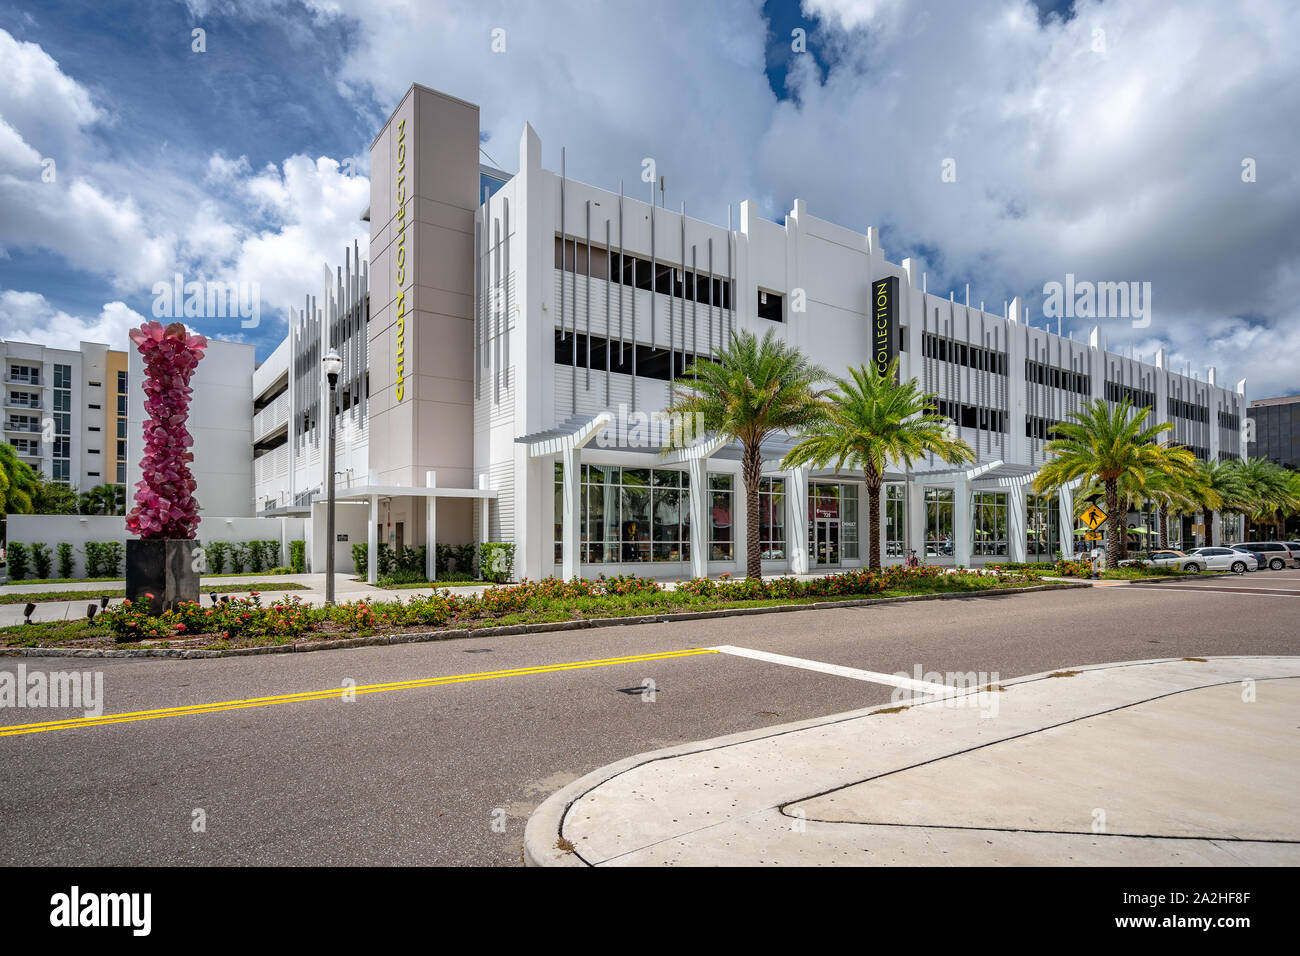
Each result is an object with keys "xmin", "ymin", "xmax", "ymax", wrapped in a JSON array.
[
  {"xmin": 759, "ymin": 477, "xmax": 786, "ymax": 559},
  {"xmin": 885, "ymin": 483, "xmax": 907, "ymax": 557},
  {"xmin": 924, "ymin": 487, "xmax": 954, "ymax": 559},
  {"xmin": 709, "ymin": 474, "xmax": 733, "ymax": 560},
  {"xmin": 757, "ymin": 289, "xmax": 783, "ymax": 322},
  {"xmin": 553, "ymin": 464, "xmax": 692, "ymax": 564},
  {"xmin": 971, "ymin": 492, "xmax": 1008, "ymax": 557},
  {"xmin": 1027, "ymin": 494, "xmax": 1060, "ymax": 560}
]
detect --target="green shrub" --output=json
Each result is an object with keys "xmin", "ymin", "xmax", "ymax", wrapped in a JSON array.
[
  {"xmin": 289, "ymin": 539, "xmax": 306, "ymax": 573},
  {"xmin": 205, "ymin": 541, "xmax": 229, "ymax": 575},
  {"xmin": 480, "ymin": 541, "xmax": 515, "ymax": 583},
  {"xmin": 436, "ymin": 543, "xmax": 477, "ymax": 576},
  {"xmin": 6, "ymin": 543, "xmax": 30, "ymax": 580},
  {"xmin": 229, "ymin": 544, "xmax": 248, "ymax": 574},
  {"xmin": 351, "ymin": 542, "xmax": 368, "ymax": 574},
  {"xmin": 31, "ymin": 543, "xmax": 52, "ymax": 579},
  {"xmin": 378, "ymin": 567, "xmax": 428, "ymax": 586},
  {"xmin": 81, "ymin": 541, "xmax": 123, "ymax": 578},
  {"xmin": 57, "ymin": 543, "xmax": 75, "ymax": 579},
  {"xmin": 267, "ymin": 566, "xmax": 291, "ymax": 575}
]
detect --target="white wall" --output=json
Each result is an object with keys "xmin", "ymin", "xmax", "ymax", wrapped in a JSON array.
[
  {"xmin": 128, "ymin": 337, "xmax": 256, "ymax": 519},
  {"xmin": 6, "ymin": 514, "xmax": 306, "ymax": 579}
]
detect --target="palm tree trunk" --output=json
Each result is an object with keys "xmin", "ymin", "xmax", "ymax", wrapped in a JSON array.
[
  {"xmin": 1159, "ymin": 506, "xmax": 1168, "ymax": 549},
  {"xmin": 1105, "ymin": 479, "xmax": 1121, "ymax": 569},
  {"xmin": 742, "ymin": 442, "xmax": 762, "ymax": 580},
  {"xmin": 866, "ymin": 469, "xmax": 882, "ymax": 572}
]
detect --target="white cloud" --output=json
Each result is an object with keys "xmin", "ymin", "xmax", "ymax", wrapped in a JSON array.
[{"xmin": 0, "ymin": 290, "xmax": 146, "ymax": 351}]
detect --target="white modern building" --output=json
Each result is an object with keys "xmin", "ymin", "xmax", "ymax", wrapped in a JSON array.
[
  {"xmin": 247, "ymin": 83, "xmax": 1247, "ymax": 583},
  {"xmin": 2, "ymin": 339, "xmax": 129, "ymax": 489}
]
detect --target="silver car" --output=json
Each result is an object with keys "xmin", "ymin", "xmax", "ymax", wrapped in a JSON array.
[
  {"xmin": 1118, "ymin": 549, "xmax": 1200, "ymax": 571},
  {"xmin": 1185, "ymin": 547, "xmax": 1255, "ymax": 574},
  {"xmin": 1228, "ymin": 541, "xmax": 1300, "ymax": 571}
]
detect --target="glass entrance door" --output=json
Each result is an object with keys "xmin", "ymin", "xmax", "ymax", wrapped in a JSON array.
[{"xmin": 814, "ymin": 518, "xmax": 840, "ymax": 566}]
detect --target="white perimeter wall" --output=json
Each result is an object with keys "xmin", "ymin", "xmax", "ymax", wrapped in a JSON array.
[{"xmin": 7, "ymin": 515, "xmax": 306, "ymax": 578}]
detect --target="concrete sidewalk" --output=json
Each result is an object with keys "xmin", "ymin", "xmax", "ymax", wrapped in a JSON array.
[{"xmin": 525, "ymin": 656, "xmax": 1300, "ymax": 866}]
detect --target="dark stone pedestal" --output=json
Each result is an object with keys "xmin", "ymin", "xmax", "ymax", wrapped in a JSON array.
[{"xmin": 125, "ymin": 539, "xmax": 200, "ymax": 614}]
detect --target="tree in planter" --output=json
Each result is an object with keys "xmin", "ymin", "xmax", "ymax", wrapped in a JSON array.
[
  {"xmin": 290, "ymin": 539, "xmax": 306, "ymax": 573},
  {"xmin": 6, "ymin": 542, "xmax": 30, "ymax": 580},
  {"xmin": 666, "ymin": 329, "xmax": 827, "ymax": 579},
  {"xmin": 783, "ymin": 360, "xmax": 975, "ymax": 572},
  {"xmin": 205, "ymin": 541, "xmax": 229, "ymax": 575},
  {"xmin": 57, "ymin": 542, "xmax": 75, "ymax": 579},
  {"xmin": 30, "ymin": 542, "xmax": 52, "ymax": 579},
  {"xmin": 103, "ymin": 541, "xmax": 124, "ymax": 577},
  {"xmin": 1036, "ymin": 399, "xmax": 1187, "ymax": 569},
  {"xmin": 123, "ymin": 321, "xmax": 208, "ymax": 613}
]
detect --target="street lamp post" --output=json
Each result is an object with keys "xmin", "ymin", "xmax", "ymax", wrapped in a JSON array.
[{"xmin": 322, "ymin": 347, "xmax": 342, "ymax": 604}]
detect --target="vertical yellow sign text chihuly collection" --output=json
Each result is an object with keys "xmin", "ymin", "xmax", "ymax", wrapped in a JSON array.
[{"xmin": 394, "ymin": 117, "xmax": 407, "ymax": 401}]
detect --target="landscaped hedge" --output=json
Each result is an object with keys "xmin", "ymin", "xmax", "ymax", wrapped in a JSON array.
[
  {"xmin": 83, "ymin": 542, "xmax": 125, "ymax": 578},
  {"xmin": 102, "ymin": 566, "xmax": 1040, "ymax": 643}
]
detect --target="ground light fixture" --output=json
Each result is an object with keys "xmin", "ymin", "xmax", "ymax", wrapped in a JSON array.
[{"xmin": 322, "ymin": 346, "xmax": 342, "ymax": 604}]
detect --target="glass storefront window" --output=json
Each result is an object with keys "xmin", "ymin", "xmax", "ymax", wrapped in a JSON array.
[
  {"xmin": 924, "ymin": 487, "xmax": 954, "ymax": 558},
  {"xmin": 709, "ymin": 473, "xmax": 733, "ymax": 560},
  {"xmin": 972, "ymin": 491, "xmax": 1008, "ymax": 557},
  {"xmin": 885, "ymin": 483, "xmax": 906, "ymax": 557},
  {"xmin": 554, "ymin": 464, "xmax": 691, "ymax": 564},
  {"xmin": 1027, "ymin": 494, "xmax": 1059, "ymax": 560},
  {"xmin": 842, "ymin": 489, "xmax": 859, "ymax": 560},
  {"xmin": 759, "ymin": 476, "xmax": 786, "ymax": 559}
]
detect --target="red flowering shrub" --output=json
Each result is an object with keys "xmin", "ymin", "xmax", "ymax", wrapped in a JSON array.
[{"xmin": 124, "ymin": 321, "xmax": 208, "ymax": 539}]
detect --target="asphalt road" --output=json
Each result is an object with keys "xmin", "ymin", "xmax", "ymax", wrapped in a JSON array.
[{"xmin": 2, "ymin": 570, "xmax": 1297, "ymax": 866}]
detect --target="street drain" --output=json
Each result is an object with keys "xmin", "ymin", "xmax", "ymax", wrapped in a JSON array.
[{"xmin": 463, "ymin": 648, "xmax": 493, "ymax": 654}]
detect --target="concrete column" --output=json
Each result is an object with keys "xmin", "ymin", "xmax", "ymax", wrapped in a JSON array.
[
  {"xmin": 907, "ymin": 476, "xmax": 926, "ymax": 562},
  {"xmin": 479, "ymin": 473, "xmax": 491, "ymax": 550},
  {"xmin": 953, "ymin": 478, "xmax": 972, "ymax": 567},
  {"xmin": 561, "ymin": 446, "xmax": 580, "ymax": 580},
  {"xmin": 367, "ymin": 494, "xmax": 378, "ymax": 585},
  {"xmin": 1058, "ymin": 486, "xmax": 1076, "ymax": 559},
  {"xmin": 788, "ymin": 465, "xmax": 810, "ymax": 574},
  {"xmin": 688, "ymin": 457, "xmax": 707, "ymax": 578},
  {"xmin": 1008, "ymin": 481, "xmax": 1029, "ymax": 563},
  {"xmin": 425, "ymin": 471, "xmax": 437, "ymax": 581}
]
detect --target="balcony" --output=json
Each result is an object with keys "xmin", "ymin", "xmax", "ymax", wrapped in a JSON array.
[
  {"xmin": 3, "ymin": 420, "xmax": 42, "ymax": 434},
  {"xmin": 253, "ymin": 391, "xmax": 289, "ymax": 443},
  {"xmin": 3, "ymin": 374, "xmax": 44, "ymax": 388},
  {"xmin": 4, "ymin": 396, "xmax": 43, "ymax": 411}
]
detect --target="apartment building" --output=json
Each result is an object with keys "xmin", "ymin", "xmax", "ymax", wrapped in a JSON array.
[{"xmin": 1, "ymin": 339, "xmax": 128, "ymax": 489}]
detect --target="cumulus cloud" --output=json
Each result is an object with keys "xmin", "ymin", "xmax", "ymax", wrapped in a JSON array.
[{"xmin": 0, "ymin": 290, "xmax": 147, "ymax": 350}]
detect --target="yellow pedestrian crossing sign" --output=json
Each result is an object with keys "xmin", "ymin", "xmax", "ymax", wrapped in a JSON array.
[{"xmin": 1081, "ymin": 504, "xmax": 1108, "ymax": 530}]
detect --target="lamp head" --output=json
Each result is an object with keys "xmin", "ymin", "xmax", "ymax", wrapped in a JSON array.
[{"xmin": 322, "ymin": 347, "xmax": 342, "ymax": 386}]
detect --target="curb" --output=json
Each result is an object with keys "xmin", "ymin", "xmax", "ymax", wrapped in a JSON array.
[
  {"xmin": 0, "ymin": 581, "xmax": 1088, "ymax": 662},
  {"xmin": 522, "ymin": 654, "xmax": 1293, "ymax": 867}
]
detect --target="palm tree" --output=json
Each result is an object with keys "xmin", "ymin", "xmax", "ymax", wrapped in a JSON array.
[
  {"xmin": 78, "ymin": 483, "xmax": 126, "ymax": 516},
  {"xmin": 668, "ymin": 329, "xmax": 827, "ymax": 579},
  {"xmin": 781, "ymin": 360, "xmax": 975, "ymax": 571},
  {"xmin": 1035, "ymin": 399, "xmax": 1186, "ymax": 568},
  {"xmin": 0, "ymin": 442, "xmax": 38, "ymax": 515},
  {"xmin": 1198, "ymin": 459, "xmax": 1250, "ymax": 545},
  {"xmin": 1232, "ymin": 457, "xmax": 1298, "ymax": 539}
]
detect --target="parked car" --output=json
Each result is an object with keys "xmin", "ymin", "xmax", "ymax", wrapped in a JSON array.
[
  {"xmin": 1118, "ymin": 549, "xmax": 1201, "ymax": 571},
  {"xmin": 1226, "ymin": 545, "xmax": 1268, "ymax": 570},
  {"xmin": 1228, "ymin": 541, "xmax": 1300, "ymax": 571},
  {"xmin": 1185, "ymin": 546, "xmax": 1255, "ymax": 574}
]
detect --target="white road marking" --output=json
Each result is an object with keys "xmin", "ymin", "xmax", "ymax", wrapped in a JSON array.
[{"xmin": 710, "ymin": 644, "xmax": 954, "ymax": 693}]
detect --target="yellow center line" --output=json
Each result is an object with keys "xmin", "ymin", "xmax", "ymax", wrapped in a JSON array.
[{"xmin": 0, "ymin": 648, "xmax": 719, "ymax": 738}]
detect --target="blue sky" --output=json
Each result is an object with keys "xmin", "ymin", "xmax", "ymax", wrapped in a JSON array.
[{"xmin": 1, "ymin": 0, "xmax": 1297, "ymax": 399}]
